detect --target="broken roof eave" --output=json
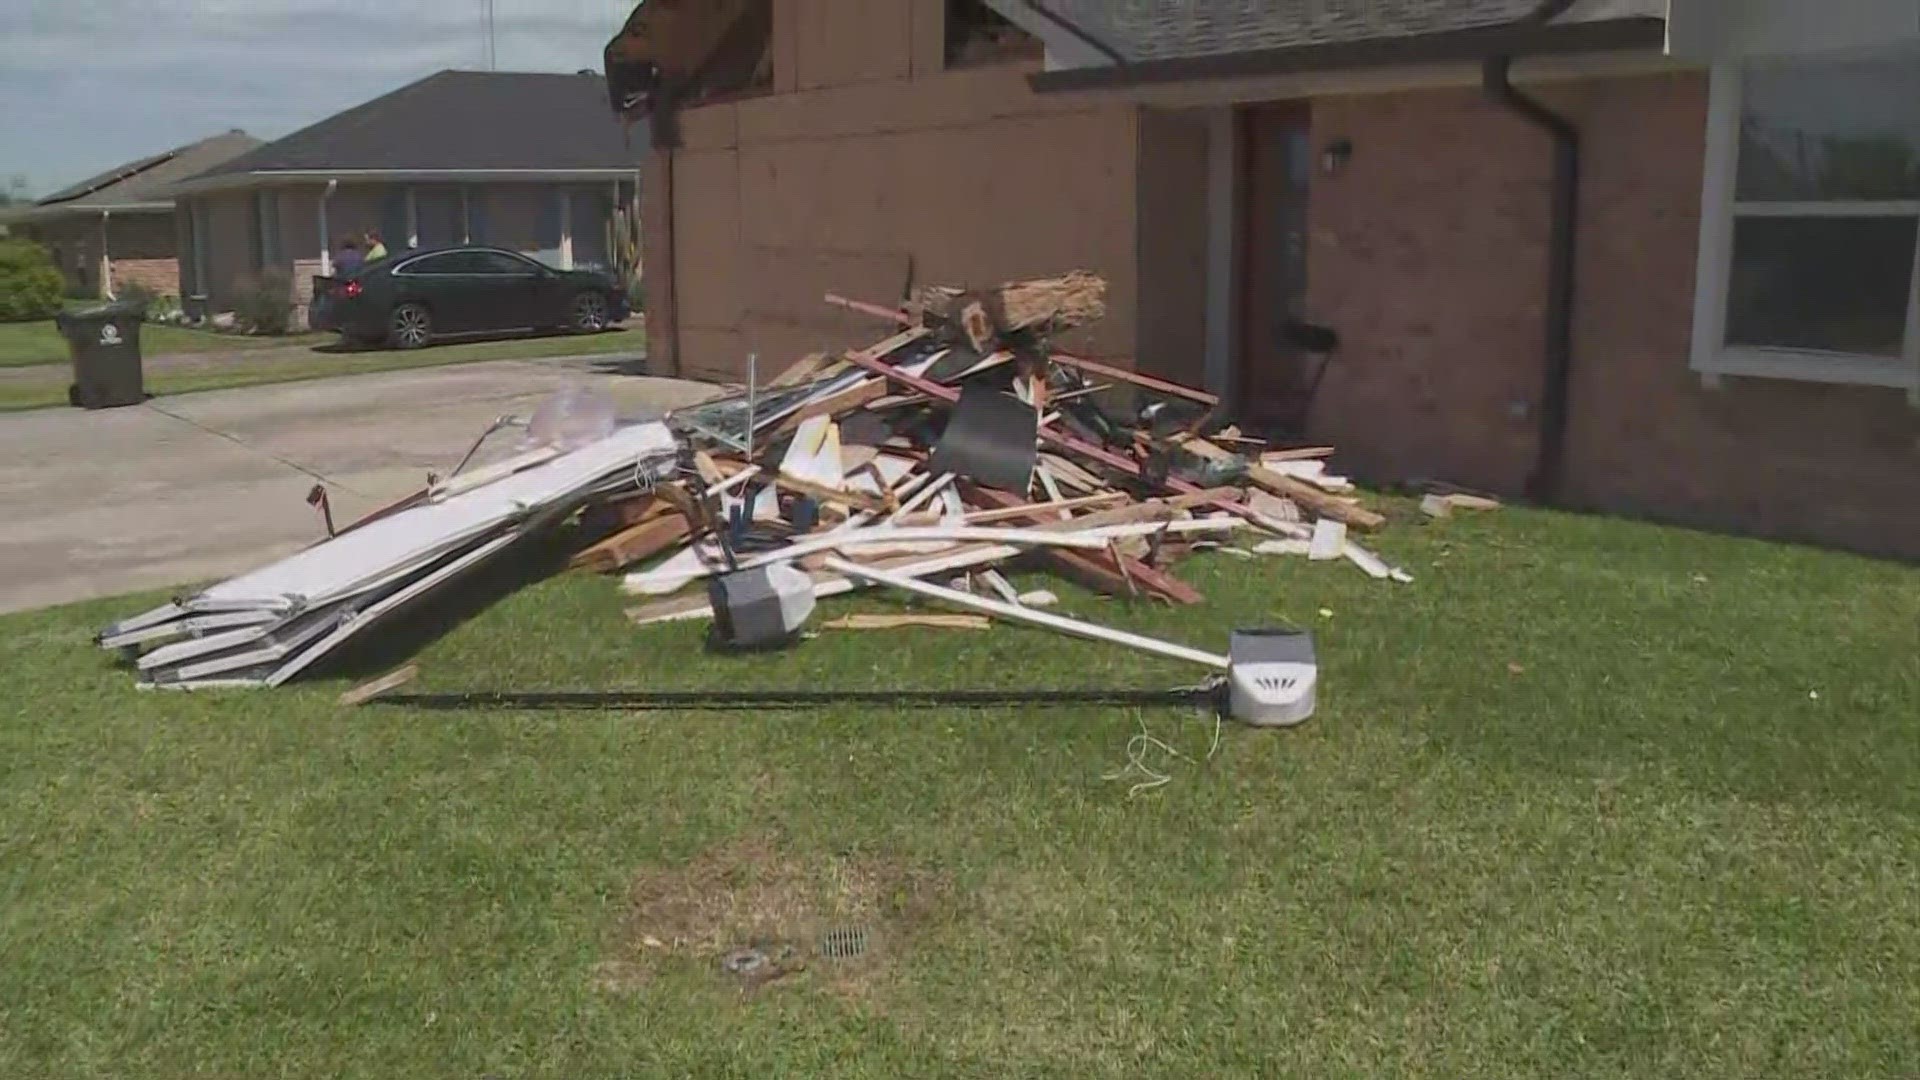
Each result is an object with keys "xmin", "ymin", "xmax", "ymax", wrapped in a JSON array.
[
  {"xmin": 169, "ymin": 167, "xmax": 643, "ymax": 197},
  {"xmin": 1027, "ymin": 17, "xmax": 1668, "ymax": 94}
]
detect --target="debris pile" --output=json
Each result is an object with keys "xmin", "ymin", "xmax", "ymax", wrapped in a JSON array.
[
  {"xmin": 98, "ymin": 272, "xmax": 1415, "ymax": 712},
  {"xmin": 603, "ymin": 273, "xmax": 1406, "ymax": 642}
]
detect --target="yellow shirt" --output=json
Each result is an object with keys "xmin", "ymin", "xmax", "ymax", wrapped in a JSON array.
[{"xmin": 366, "ymin": 242, "xmax": 388, "ymax": 262}]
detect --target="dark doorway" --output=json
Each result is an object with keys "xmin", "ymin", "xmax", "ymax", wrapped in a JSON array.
[{"xmin": 1238, "ymin": 103, "xmax": 1314, "ymax": 432}]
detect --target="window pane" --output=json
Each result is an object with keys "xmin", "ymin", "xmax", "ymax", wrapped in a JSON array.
[
  {"xmin": 405, "ymin": 253, "xmax": 464, "ymax": 274},
  {"xmin": 1738, "ymin": 51, "xmax": 1920, "ymax": 201},
  {"xmin": 473, "ymin": 252, "xmax": 534, "ymax": 275},
  {"xmin": 1726, "ymin": 215, "xmax": 1916, "ymax": 356}
]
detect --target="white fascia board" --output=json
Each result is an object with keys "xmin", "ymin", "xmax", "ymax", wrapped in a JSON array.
[{"xmin": 182, "ymin": 421, "xmax": 677, "ymax": 614}]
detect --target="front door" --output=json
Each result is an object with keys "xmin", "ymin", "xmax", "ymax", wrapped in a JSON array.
[{"xmin": 1239, "ymin": 104, "xmax": 1314, "ymax": 432}]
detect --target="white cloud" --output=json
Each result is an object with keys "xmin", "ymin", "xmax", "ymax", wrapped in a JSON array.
[{"xmin": 0, "ymin": 0, "xmax": 631, "ymax": 194}]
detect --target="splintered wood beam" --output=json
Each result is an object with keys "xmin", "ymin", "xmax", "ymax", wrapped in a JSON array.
[
  {"xmin": 570, "ymin": 513, "xmax": 697, "ymax": 574},
  {"xmin": 916, "ymin": 271, "xmax": 1107, "ymax": 333}
]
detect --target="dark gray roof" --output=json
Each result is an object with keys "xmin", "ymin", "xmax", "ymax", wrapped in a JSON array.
[
  {"xmin": 26, "ymin": 131, "xmax": 262, "ymax": 215},
  {"xmin": 193, "ymin": 70, "xmax": 646, "ymax": 180},
  {"xmin": 1028, "ymin": 0, "xmax": 1665, "ymax": 63}
]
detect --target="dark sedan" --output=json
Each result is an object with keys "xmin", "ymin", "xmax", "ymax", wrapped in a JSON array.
[{"xmin": 310, "ymin": 246, "xmax": 629, "ymax": 349}]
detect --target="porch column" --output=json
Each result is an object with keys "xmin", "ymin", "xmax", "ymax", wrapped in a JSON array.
[
  {"xmin": 460, "ymin": 187, "xmax": 472, "ymax": 243},
  {"xmin": 318, "ymin": 180, "xmax": 335, "ymax": 275},
  {"xmin": 1203, "ymin": 107, "xmax": 1239, "ymax": 405},
  {"xmin": 404, "ymin": 186, "xmax": 419, "ymax": 249},
  {"xmin": 557, "ymin": 189, "xmax": 573, "ymax": 269},
  {"xmin": 98, "ymin": 211, "xmax": 113, "ymax": 299}
]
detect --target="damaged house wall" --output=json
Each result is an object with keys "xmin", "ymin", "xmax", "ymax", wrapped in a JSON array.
[
  {"xmin": 1304, "ymin": 70, "xmax": 1920, "ymax": 556},
  {"xmin": 644, "ymin": 0, "xmax": 1144, "ymax": 383}
]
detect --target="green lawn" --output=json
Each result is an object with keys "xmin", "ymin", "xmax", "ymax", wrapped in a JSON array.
[
  {"xmin": 0, "ymin": 327, "xmax": 645, "ymax": 412},
  {"xmin": 0, "ymin": 318, "xmax": 331, "ymax": 368},
  {"xmin": 1, "ymin": 507, "xmax": 1915, "ymax": 1077}
]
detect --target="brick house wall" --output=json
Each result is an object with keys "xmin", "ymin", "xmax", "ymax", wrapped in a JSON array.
[
  {"xmin": 1305, "ymin": 71, "xmax": 1919, "ymax": 557},
  {"xmin": 648, "ymin": 0, "xmax": 1142, "ymax": 383}
]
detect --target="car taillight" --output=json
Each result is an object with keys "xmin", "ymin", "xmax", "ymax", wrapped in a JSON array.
[{"xmin": 340, "ymin": 279, "xmax": 363, "ymax": 299}]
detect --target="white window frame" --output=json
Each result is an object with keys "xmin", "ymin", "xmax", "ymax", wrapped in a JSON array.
[{"xmin": 1689, "ymin": 53, "xmax": 1920, "ymax": 403}]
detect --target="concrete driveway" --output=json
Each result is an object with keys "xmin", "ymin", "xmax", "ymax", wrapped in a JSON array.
[{"xmin": 0, "ymin": 358, "xmax": 721, "ymax": 614}]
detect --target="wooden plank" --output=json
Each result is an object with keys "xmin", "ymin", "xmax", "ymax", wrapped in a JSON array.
[
  {"xmin": 337, "ymin": 663, "xmax": 419, "ymax": 707},
  {"xmin": 1248, "ymin": 463, "xmax": 1385, "ymax": 532},
  {"xmin": 824, "ymin": 292, "xmax": 915, "ymax": 326},
  {"xmin": 1049, "ymin": 352, "xmax": 1218, "ymax": 406},
  {"xmin": 582, "ymin": 493, "xmax": 672, "ymax": 531},
  {"xmin": 963, "ymin": 486, "xmax": 1204, "ymax": 605},
  {"xmin": 960, "ymin": 491, "xmax": 1125, "ymax": 524},
  {"xmin": 767, "ymin": 351, "xmax": 835, "ymax": 388},
  {"xmin": 772, "ymin": 472, "xmax": 893, "ymax": 514},
  {"xmin": 1261, "ymin": 446, "xmax": 1337, "ymax": 462},
  {"xmin": 823, "ymin": 613, "xmax": 990, "ymax": 631},
  {"xmin": 570, "ymin": 513, "xmax": 696, "ymax": 574}
]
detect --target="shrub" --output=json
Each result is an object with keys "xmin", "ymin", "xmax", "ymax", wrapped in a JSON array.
[
  {"xmin": 0, "ymin": 239, "xmax": 65, "ymax": 322},
  {"xmin": 115, "ymin": 281, "xmax": 158, "ymax": 310},
  {"xmin": 233, "ymin": 268, "xmax": 293, "ymax": 335}
]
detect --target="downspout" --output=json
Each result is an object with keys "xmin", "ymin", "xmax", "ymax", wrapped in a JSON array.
[
  {"xmin": 658, "ymin": 147, "xmax": 681, "ymax": 377},
  {"xmin": 99, "ymin": 210, "xmax": 113, "ymax": 300},
  {"xmin": 1482, "ymin": 0, "xmax": 1579, "ymax": 504},
  {"xmin": 319, "ymin": 178, "xmax": 337, "ymax": 276}
]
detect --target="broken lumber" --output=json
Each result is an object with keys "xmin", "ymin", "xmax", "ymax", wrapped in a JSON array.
[
  {"xmin": 823, "ymin": 613, "xmax": 990, "ymax": 631},
  {"xmin": 337, "ymin": 663, "xmax": 420, "ymax": 707},
  {"xmin": 916, "ymin": 271, "xmax": 1106, "ymax": 335},
  {"xmin": 571, "ymin": 513, "xmax": 696, "ymax": 574}
]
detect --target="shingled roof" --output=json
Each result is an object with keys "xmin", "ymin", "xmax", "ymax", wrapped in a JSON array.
[
  {"xmin": 9, "ymin": 130, "xmax": 260, "ymax": 222},
  {"xmin": 185, "ymin": 70, "xmax": 645, "ymax": 186},
  {"xmin": 1026, "ymin": 0, "xmax": 1667, "ymax": 90}
]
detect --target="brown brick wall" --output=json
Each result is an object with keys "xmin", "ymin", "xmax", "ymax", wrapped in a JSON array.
[
  {"xmin": 1305, "ymin": 71, "xmax": 1920, "ymax": 557},
  {"xmin": 1135, "ymin": 108, "xmax": 1211, "ymax": 386},
  {"xmin": 110, "ymin": 258, "xmax": 179, "ymax": 297}
]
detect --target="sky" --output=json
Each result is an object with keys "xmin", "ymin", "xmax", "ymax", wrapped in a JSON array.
[{"xmin": 0, "ymin": 0, "xmax": 634, "ymax": 197}]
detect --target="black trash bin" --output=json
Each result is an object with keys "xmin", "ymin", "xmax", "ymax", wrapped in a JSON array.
[{"xmin": 56, "ymin": 300, "xmax": 148, "ymax": 409}]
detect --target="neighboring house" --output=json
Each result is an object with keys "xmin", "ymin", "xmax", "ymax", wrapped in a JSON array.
[
  {"xmin": 3, "ymin": 131, "xmax": 261, "ymax": 299},
  {"xmin": 169, "ymin": 70, "xmax": 644, "ymax": 321},
  {"xmin": 618, "ymin": 0, "xmax": 1920, "ymax": 558}
]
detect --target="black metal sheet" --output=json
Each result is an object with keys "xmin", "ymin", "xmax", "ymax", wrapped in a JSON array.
[{"xmin": 927, "ymin": 383, "xmax": 1038, "ymax": 494}]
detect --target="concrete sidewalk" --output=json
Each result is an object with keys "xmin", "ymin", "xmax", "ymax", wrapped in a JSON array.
[{"xmin": 0, "ymin": 358, "xmax": 719, "ymax": 614}]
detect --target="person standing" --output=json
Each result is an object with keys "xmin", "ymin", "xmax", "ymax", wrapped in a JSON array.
[
  {"xmin": 364, "ymin": 230, "xmax": 388, "ymax": 263},
  {"xmin": 333, "ymin": 237, "xmax": 364, "ymax": 275}
]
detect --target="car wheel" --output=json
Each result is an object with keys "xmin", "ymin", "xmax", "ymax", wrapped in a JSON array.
[
  {"xmin": 568, "ymin": 292, "xmax": 609, "ymax": 334},
  {"xmin": 388, "ymin": 303, "xmax": 432, "ymax": 350}
]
